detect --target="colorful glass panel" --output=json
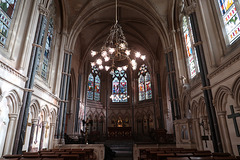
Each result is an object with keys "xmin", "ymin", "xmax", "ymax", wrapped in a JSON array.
[
  {"xmin": 138, "ymin": 64, "xmax": 152, "ymax": 101},
  {"xmin": 218, "ymin": 0, "xmax": 240, "ymax": 43},
  {"xmin": 87, "ymin": 73, "xmax": 94, "ymax": 100},
  {"xmin": 145, "ymin": 72, "xmax": 152, "ymax": 100},
  {"xmin": 41, "ymin": 18, "xmax": 53, "ymax": 80},
  {"xmin": 112, "ymin": 77, "xmax": 119, "ymax": 102},
  {"xmin": 0, "ymin": 0, "xmax": 17, "ymax": 47},
  {"xmin": 112, "ymin": 69, "xmax": 127, "ymax": 102},
  {"xmin": 87, "ymin": 66, "xmax": 101, "ymax": 101},
  {"xmin": 36, "ymin": 16, "xmax": 47, "ymax": 72},
  {"xmin": 94, "ymin": 75, "xmax": 100, "ymax": 101},
  {"xmin": 182, "ymin": 16, "xmax": 199, "ymax": 79},
  {"xmin": 120, "ymin": 77, "xmax": 127, "ymax": 102},
  {"xmin": 139, "ymin": 75, "xmax": 145, "ymax": 101}
]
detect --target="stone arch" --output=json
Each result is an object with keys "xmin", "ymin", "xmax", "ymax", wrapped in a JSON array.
[
  {"xmin": 191, "ymin": 100, "xmax": 198, "ymax": 119},
  {"xmin": 180, "ymin": 92, "xmax": 191, "ymax": 118},
  {"xmin": 41, "ymin": 105, "xmax": 50, "ymax": 122},
  {"xmin": 30, "ymin": 100, "xmax": 41, "ymax": 119},
  {"xmin": 50, "ymin": 108, "xmax": 57, "ymax": 123},
  {"xmin": 0, "ymin": 90, "xmax": 21, "ymax": 156},
  {"xmin": 232, "ymin": 76, "xmax": 240, "ymax": 108},
  {"xmin": 214, "ymin": 86, "xmax": 232, "ymax": 112},
  {"xmin": 199, "ymin": 97, "xmax": 207, "ymax": 117}
]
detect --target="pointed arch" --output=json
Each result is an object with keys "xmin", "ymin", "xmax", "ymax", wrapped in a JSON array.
[
  {"xmin": 214, "ymin": 86, "xmax": 232, "ymax": 112},
  {"xmin": 30, "ymin": 100, "xmax": 41, "ymax": 119},
  {"xmin": 41, "ymin": 105, "xmax": 50, "ymax": 121},
  {"xmin": 199, "ymin": 97, "xmax": 207, "ymax": 117},
  {"xmin": 191, "ymin": 100, "xmax": 198, "ymax": 119},
  {"xmin": 232, "ymin": 76, "xmax": 240, "ymax": 108}
]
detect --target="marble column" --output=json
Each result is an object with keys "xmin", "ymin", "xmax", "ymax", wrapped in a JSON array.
[
  {"xmin": 3, "ymin": 114, "xmax": 18, "ymax": 155},
  {"xmin": 193, "ymin": 118, "xmax": 203, "ymax": 150},
  {"xmin": 28, "ymin": 119, "xmax": 38, "ymax": 152},
  {"xmin": 39, "ymin": 121, "xmax": 47, "ymax": 150},
  {"xmin": 218, "ymin": 111, "xmax": 233, "ymax": 154},
  {"xmin": 48, "ymin": 123, "xmax": 55, "ymax": 149}
]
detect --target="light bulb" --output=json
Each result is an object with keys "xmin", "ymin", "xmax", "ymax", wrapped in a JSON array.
[
  {"xmin": 91, "ymin": 50, "xmax": 97, "ymax": 57},
  {"xmin": 101, "ymin": 51, "xmax": 107, "ymax": 57},
  {"xmin": 105, "ymin": 66, "xmax": 110, "ymax": 71},
  {"xmin": 141, "ymin": 55, "xmax": 146, "ymax": 60},
  {"xmin": 125, "ymin": 50, "xmax": 130, "ymax": 56},
  {"xmin": 91, "ymin": 62, "xmax": 96, "ymax": 66},
  {"xmin": 131, "ymin": 59, "xmax": 136, "ymax": 65},
  {"xmin": 123, "ymin": 66, "xmax": 128, "ymax": 70},
  {"xmin": 99, "ymin": 65, "xmax": 104, "ymax": 70},
  {"xmin": 120, "ymin": 43, "xmax": 126, "ymax": 49},
  {"xmin": 132, "ymin": 65, "xmax": 137, "ymax": 70},
  {"xmin": 104, "ymin": 56, "xmax": 110, "ymax": 62},
  {"xmin": 96, "ymin": 59, "xmax": 102, "ymax": 65},
  {"xmin": 117, "ymin": 67, "xmax": 122, "ymax": 71},
  {"xmin": 109, "ymin": 48, "xmax": 115, "ymax": 54},
  {"xmin": 135, "ymin": 52, "xmax": 141, "ymax": 58}
]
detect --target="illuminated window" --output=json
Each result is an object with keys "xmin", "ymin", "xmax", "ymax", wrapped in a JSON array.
[
  {"xmin": 36, "ymin": 4, "xmax": 55, "ymax": 81},
  {"xmin": 218, "ymin": 0, "xmax": 240, "ymax": 44},
  {"xmin": 87, "ymin": 66, "xmax": 100, "ymax": 101},
  {"xmin": 112, "ymin": 69, "xmax": 127, "ymax": 102},
  {"xmin": 138, "ymin": 64, "xmax": 152, "ymax": 101},
  {"xmin": 0, "ymin": 0, "xmax": 18, "ymax": 47},
  {"xmin": 182, "ymin": 16, "xmax": 200, "ymax": 79}
]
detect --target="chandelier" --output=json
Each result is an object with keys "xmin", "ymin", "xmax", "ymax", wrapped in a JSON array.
[{"xmin": 90, "ymin": 0, "xmax": 146, "ymax": 74}]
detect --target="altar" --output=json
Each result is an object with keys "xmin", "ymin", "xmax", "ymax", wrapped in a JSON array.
[{"xmin": 108, "ymin": 127, "xmax": 132, "ymax": 139}]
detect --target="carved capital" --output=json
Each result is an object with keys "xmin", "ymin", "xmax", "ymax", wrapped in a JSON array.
[
  {"xmin": 38, "ymin": 4, "xmax": 49, "ymax": 16},
  {"xmin": 184, "ymin": 2, "xmax": 197, "ymax": 15}
]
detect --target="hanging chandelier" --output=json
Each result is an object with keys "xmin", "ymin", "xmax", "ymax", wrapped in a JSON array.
[{"xmin": 90, "ymin": 0, "xmax": 146, "ymax": 74}]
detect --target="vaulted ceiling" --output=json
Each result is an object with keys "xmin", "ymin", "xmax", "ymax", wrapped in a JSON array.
[{"xmin": 61, "ymin": 0, "xmax": 176, "ymax": 68}]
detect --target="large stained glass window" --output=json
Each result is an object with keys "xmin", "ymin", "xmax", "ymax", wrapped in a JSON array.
[
  {"xmin": 36, "ymin": 3, "xmax": 55, "ymax": 81},
  {"xmin": 87, "ymin": 66, "xmax": 101, "ymax": 101},
  {"xmin": 218, "ymin": 0, "xmax": 240, "ymax": 44},
  {"xmin": 182, "ymin": 16, "xmax": 199, "ymax": 79},
  {"xmin": 138, "ymin": 64, "xmax": 152, "ymax": 101},
  {"xmin": 112, "ymin": 69, "xmax": 128, "ymax": 102},
  {"xmin": 0, "ymin": 0, "xmax": 18, "ymax": 47}
]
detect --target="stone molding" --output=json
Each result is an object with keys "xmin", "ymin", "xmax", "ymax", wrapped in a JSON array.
[
  {"xmin": 208, "ymin": 52, "xmax": 240, "ymax": 79},
  {"xmin": 184, "ymin": 2, "xmax": 197, "ymax": 15},
  {"xmin": 0, "ymin": 60, "xmax": 27, "ymax": 81},
  {"xmin": 38, "ymin": 4, "xmax": 49, "ymax": 16},
  {"xmin": 33, "ymin": 83, "xmax": 60, "ymax": 107}
]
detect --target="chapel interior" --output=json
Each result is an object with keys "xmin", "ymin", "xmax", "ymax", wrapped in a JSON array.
[{"xmin": 0, "ymin": 0, "xmax": 240, "ymax": 159}]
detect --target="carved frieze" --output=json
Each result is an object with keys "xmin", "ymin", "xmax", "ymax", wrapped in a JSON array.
[{"xmin": 0, "ymin": 60, "xmax": 27, "ymax": 81}]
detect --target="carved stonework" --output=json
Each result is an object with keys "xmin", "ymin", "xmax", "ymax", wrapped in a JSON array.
[
  {"xmin": 33, "ymin": 83, "xmax": 60, "ymax": 106},
  {"xmin": 0, "ymin": 60, "xmax": 27, "ymax": 81},
  {"xmin": 208, "ymin": 53, "xmax": 240, "ymax": 79},
  {"xmin": 38, "ymin": 4, "xmax": 49, "ymax": 16},
  {"xmin": 184, "ymin": 2, "xmax": 197, "ymax": 15}
]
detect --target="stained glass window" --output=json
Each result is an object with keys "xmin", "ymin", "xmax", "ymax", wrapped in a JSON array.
[
  {"xmin": 36, "ymin": 3, "xmax": 55, "ymax": 81},
  {"xmin": 182, "ymin": 16, "xmax": 200, "ymax": 79},
  {"xmin": 87, "ymin": 66, "xmax": 101, "ymax": 101},
  {"xmin": 218, "ymin": 0, "xmax": 240, "ymax": 44},
  {"xmin": 0, "ymin": 0, "xmax": 18, "ymax": 47},
  {"xmin": 112, "ymin": 69, "xmax": 128, "ymax": 102},
  {"xmin": 138, "ymin": 64, "xmax": 152, "ymax": 101}
]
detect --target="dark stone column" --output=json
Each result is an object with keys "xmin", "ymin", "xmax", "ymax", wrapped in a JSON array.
[
  {"xmin": 189, "ymin": 13, "xmax": 222, "ymax": 152},
  {"xmin": 13, "ymin": 10, "xmax": 48, "ymax": 154},
  {"xmin": 61, "ymin": 53, "xmax": 72, "ymax": 139},
  {"xmin": 157, "ymin": 74, "xmax": 164, "ymax": 128},
  {"xmin": 55, "ymin": 53, "xmax": 68, "ymax": 139},
  {"xmin": 28, "ymin": 119, "xmax": 38, "ymax": 152},
  {"xmin": 74, "ymin": 75, "xmax": 81, "ymax": 132},
  {"xmin": 165, "ymin": 52, "xmax": 180, "ymax": 120}
]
